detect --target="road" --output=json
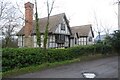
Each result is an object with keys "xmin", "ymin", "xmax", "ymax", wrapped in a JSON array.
[{"xmin": 14, "ymin": 56, "xmax": 118, "ymax": 78}]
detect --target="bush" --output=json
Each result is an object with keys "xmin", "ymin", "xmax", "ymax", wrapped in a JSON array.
[
  {"xmin": 94, "ymin": 43, "xmax": 112, "ymax": 54},
  {"xmin": 109, "ymin": 30, "xmax": 120, "ymax": 53},
  {"xmin": 2, "ymin": 44, "xmax": 112, "ymax": 72},
  {"xmin": 2, "ymin": 48, "xmax": 46, "ymax": 72}
]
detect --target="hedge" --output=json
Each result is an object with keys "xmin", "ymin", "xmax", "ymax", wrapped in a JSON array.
[{"xmin": 2, "ymin": 44, "xmax": 112, "ymax": 72}]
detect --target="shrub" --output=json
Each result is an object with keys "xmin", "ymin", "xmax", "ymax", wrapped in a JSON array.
[
  {"xmin": 93, "ymin": 43, "xmax": 112, "ymax": 54},
  {"xmin": 2, "ymin": 48, "xmax": 46, "ymax": 72},
  {"xmin": 2, "ymin": 44, "xmax": 112, "ymax": 72},
  {"xmin": 108, "ymin": 30, "xmax": 120, "ymax": 53}
]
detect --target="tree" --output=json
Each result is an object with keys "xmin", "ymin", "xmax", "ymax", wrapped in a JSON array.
[
  {"xmin": 105, "ymin": 30, "xmax": 120, "ymax": 53},
  {"xmin": 2, "ymin": 37, "xmax": 18, "ymax": 48},
  {"xmin": 110, "ymin": 30, "xmax": 120, "ymax": 53},
  {"xmin": 93, "ymin": 11, "xmax": 104, "ymax": 41},
  {"xmin": 35, "ymin": 0, "xmax": 41, "ymax": 47},
  {"xmin": 43, "ymin": 0, "xmax": 55, "ymax": 50},
  {"xmin": 0, "ymin": 0, "xmax": 23, "ymax": 47},
  {"xmin": 92, "ymin": 11, "xmax": 113, "ymax": 42},
  {"xmin": 0, "ymin": 0, "xmax": 11, "ymax": 29}
]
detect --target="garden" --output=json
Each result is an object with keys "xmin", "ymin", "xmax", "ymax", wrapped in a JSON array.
[{"xmin": 2, "ymin": 30, "xmax": 120, "ymax": 77}]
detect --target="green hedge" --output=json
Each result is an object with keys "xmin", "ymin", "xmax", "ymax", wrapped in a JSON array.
[{"xmin": 2, "ymin": 44, "xmax": 112, "ymax": 72}]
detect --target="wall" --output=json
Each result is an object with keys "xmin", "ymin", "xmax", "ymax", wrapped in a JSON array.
[
  {"xmin": 18, "ymin": 36, "xmax": 23, "ymax": 47},
  {"xmin": 18, "ymin": 35, "xmax": 34, "ymax": 48},
  {"xmin": 48, "ymin": 35, "xmax": 57, "ymax": 48},
  {"xmin": 78, "ymin": 37, "xmax": 87, "ymax": 45},
  {"xmin": 33, "ymin": 35, "xmax": 44, "ymax": 48},
  {"xmin": 70, "ymin": 33, "xmax": 77, "ymax": 47},
  {"xmin": 70, "ymin": 30, "xmax": 94, "ymax": 47},
  {"xmin": 87, "ymin": 31, "xmax": 94, "ymax": 45},
  {"xmin": 54, "ymin": 18, "xmax": 70, "ymax": 35}
]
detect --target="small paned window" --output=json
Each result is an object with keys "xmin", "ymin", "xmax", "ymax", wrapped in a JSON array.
[
  {"xmin": 55, "ymin": 34, "xmax": 65, "ymax": 43},
  {"xmin": 60, "ymin": 34, "xmax": 65, "ymax": 41},
  {"xmin": 75, "ymin": 38, "xmax": 77, "ymax": 44},
  {"xmin": 61, "ymin": 23, "xmax": 65, "ymax": 30},
  {"xmin": 89, "ymin": 37, "xmax": 92, "ymax": 42}
]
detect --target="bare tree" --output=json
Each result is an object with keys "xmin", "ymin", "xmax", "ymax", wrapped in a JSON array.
[
  {"xmin": 15, "ymin": 2, "xmax": 25, "ymax": 26},
  {"xmin": 100, "ymin": 21, "xmax": 113, "ymax": 35},
  {"xmin": 43, "ymin": 0, "xmax": 55, "ymax": 50},
  {"xmin": 92, "ymin": 11, "xmax": 113, "ymax": 41},
  {"xmin": 0, "ymin": 0, "xmax": 24, "ymax": 47},
  {"xmin": 93, "ymin": 11, "xmax": 104, "ymax": 41},
  {"xmin": 0, "ymin": 0, "xmax": 11, "ymax": 29}
]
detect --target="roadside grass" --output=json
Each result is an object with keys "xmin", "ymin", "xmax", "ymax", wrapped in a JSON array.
[{"xmin": 2, "ymin": 53, "xmax": 117, "ymax": 78}]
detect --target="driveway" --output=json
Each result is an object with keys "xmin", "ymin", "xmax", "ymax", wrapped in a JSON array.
[{"xmin": 14, "ymin": 56, "xmax": 118, "ymax": 78}]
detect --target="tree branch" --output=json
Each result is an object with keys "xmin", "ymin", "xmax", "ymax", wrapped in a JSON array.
[{"xmin": 49, "ymin": 0, "xmax": 55, "ymax": 15}]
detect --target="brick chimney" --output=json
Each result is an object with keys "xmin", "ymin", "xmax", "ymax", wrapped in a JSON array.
[
  {"xmin": 24, "ymin": 2, "xmax": 34, "ymax": 37},
  {"xmin": 24, "ymin": 2, "xmax": 34, "ymax": 47}
]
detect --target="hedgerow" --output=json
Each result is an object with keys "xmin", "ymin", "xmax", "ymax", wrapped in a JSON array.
[{"xmin": 2, "ymin": 44, "xmax": 112, "ymax": 72}]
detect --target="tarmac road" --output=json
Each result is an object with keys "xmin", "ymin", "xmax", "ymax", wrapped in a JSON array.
[{"xmin": 14, "ymin": 56, "xmax": 118, "ymax": 78}]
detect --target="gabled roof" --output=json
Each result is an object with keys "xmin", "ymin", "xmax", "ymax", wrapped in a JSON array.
[
  {"xmin": 70, "ymin": 24, "xmax": 94, "ymax": 37},
  {"xmin": 17, "ymin": 13, "xmax": 71, "ymax": 35}
]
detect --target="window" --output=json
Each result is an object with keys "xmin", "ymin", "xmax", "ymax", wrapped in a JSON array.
[
  {"xmin": 55, "ymin": 34, "xmax": 65, "ymax": 43},
  {"xmin": 61, "ymin": 23, "xmax": 65, "ymax": 30},
  {"xmin": 61, "ymin": 34, "xmax": 65, "ymax": 41},
  {"xmin": 18, "ymin": 36, "xmax": 23, "ymax": 47},
  {"xmin": 75, "ymin": 38, "xmax": 77, "ymax": 44},
  {"xmin": 89, "ymin": 37, "xmax": 92, "ymax": 42}
]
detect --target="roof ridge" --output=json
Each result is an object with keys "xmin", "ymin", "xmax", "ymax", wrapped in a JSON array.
[
  {"xmin": 38, "ymin": 13, "xmax": 65, "ymax": 19},
  {"xmin": 71, "ymin": 24, "xmax": 92, "ymax": 28}
]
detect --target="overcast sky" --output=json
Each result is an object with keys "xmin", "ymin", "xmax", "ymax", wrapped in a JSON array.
[{"xmin": 10, "ymin": 0, "xmax": 118, "ymax": 37}]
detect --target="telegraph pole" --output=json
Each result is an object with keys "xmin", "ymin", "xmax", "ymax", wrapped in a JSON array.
[{"xmin": 118, "ymin": 0, "xmax": 120, "ymax": 30}]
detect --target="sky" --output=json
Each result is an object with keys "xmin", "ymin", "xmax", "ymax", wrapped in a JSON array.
[{"xmin": 9, "ymin": 0, "xmax": 118, "ymax": 37}]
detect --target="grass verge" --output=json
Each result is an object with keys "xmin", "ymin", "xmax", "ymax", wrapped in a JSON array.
[{"xmin": 2, "ymin": 53, "xmax": 117, "ymax": 78}]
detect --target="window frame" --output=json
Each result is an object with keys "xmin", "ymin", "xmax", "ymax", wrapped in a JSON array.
[
  {"xmin": 61, "ymin": 23, "xmax": 65, "ymax": 30},
  {"xmin": 89, "ymin": 37, "xmax": 92, "ymax": 42},
  {"xmin": 55, "ymin": 34, "xmax": 65, "ymax": 43}
]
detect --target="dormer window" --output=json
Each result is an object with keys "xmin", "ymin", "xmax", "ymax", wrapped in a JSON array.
[{"xmin": 61, "ymin": 23, "xmax": 65, "ymax": 30}]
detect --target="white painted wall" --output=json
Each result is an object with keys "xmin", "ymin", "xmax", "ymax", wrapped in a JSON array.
[
  {"xmin": 70, "ymin": 38, "xmax": 74, "ymax": 47},
  {"xmin": 49, "ymin": 35, "xmax": 55, "ymax": 42},
  {"xmin": 18, "ymin": 36, "xmax": 23, "ymax": 47},
  {"xmin": 19, "ymin": 30, "xmax": 93, "ymax": 48},
  {"xmin": 70, "ymin": 33, "xmax": 78, "ymax": 47},
  {"xmin": 33, "ymin": 35, "xmax": 69, "ymax": 48},
  {"xmin": 65, "ymin": 36, "xmax": 69, "ymax": 47},
  {"xmin": 48, "ymin": 35, "xmax": 69, "ymax": 48},
  {"xmin": 33, "ymin": 35, "xmax": 44, "ymax": 48},
  {"xmin": 70, "ymin": 29, "xmax": 94, "ymax": 47},
  {"xmin": 78, "ymin": 37, "xmax": 87, "ymax": 45},
  {"xmin": 48, "ymin": 35, "xmax": 57, "ymax": 48},
  {"xmin": 54, "ymin": 18, "xmax": 70, "ymax": 35},
  {"xmin": 87, "ymin": 31, "xmax": 94, "ymax": 45}
]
